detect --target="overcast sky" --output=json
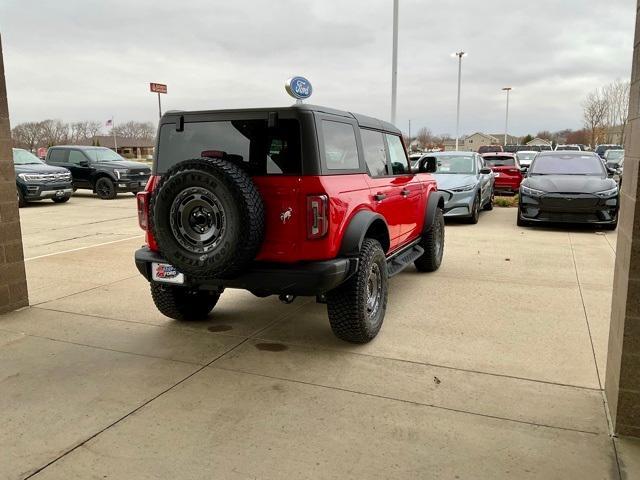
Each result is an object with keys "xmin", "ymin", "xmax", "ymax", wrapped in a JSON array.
[{"xmin": 0, "ymin": 0, "xmax": 636, "ymax": 137}]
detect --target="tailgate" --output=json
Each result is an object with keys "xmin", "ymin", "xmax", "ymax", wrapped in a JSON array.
[{"xmin": 252, "ymin": 176, "xmax": 303, "ymax": 262}]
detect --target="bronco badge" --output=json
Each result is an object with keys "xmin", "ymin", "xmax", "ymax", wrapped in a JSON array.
[{"xmin": 280, "ymin": 207, "xmax": 293, "ymax": 224}]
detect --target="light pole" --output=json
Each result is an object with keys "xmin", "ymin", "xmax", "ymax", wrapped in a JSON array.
[
  {"xmin": 502, "ymin": 87, "xmax": 512, "ymax": 146},
  {"xmin": 390, "ymin": 0, "xmax": 399, "ymax": 125},
  {"xmin": 453, "ymin": 51, "xmax": 466, "ymax": 150}
]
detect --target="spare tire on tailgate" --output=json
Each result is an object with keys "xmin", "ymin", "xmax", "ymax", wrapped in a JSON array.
[{"xmin": 150, "ymin": 157, "xmax": 265, "ymax": 279}]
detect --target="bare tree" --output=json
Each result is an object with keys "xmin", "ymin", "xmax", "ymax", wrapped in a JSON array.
[
  {"xmin": 11, "ymin": 122, "xmax": 44, "ymax": 150},
  {"xmin": 38, "ymin": 119, "xmax": 69, "ymax": 147},
  {"xmin": 583, "ymin": 89, "xmax": 609, "ymax": 147},
  {"xmin": 69, "ymin": 120, "xmax": 103, "ymax": 144},
  {"xmin": 602, "ymin": 79, "xmax": 630, "ymax": 144},
  {"xmin": 415, "ymin": 127, "xmax": 433, "ymax": 147},
  {"xmin": 112, "ymin": 121, "xmax": 155, "ymax": 140}
]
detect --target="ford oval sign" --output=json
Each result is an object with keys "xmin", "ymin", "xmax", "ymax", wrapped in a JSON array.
[{"xmin": 285, "ymin": 76, "xmax": 313, "ymax": 100}]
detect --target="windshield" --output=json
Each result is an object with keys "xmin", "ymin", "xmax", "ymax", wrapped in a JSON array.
[
  {"xmin": 83, "ymin": 148, "xmax": 125, "ymax": 162},
  {"xmin": 13, "ymin": 148, "xmax": 44, "ymax": 165},
  {"xmin": 483, "ymin": 155, "xmax": 515, "ymax": 166},
  {"xmin": 516, "ymin": 152, "xmax": 536, "ymax": 162},
  {"xmin": 606, "ymin": 150, "xmax": 624, "ymax": 162},
  {"xmin": 530, "ymin": 154, "xmax": 605, "ymax": 176},
  {"xmin": 431, "ymin": 155, "xmax": 475, "ymax": 174}
]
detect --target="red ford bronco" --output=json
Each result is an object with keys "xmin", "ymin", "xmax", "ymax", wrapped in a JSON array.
[{"xmin": 135, "ymin": 104, "xmax": 445, "ymax": 343}]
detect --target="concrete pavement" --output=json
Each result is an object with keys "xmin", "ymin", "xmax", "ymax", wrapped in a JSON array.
[{"xmin": 1, "ymin": 194, "xmax": 636, "ymax": 479}]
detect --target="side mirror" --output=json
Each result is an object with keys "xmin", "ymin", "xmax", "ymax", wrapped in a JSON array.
[
  {"xmin": 520, "ymin": 167, "xmax": 528, "ymax": 174},
  {"xmin": 480, "ymin": 167, "xmax": 492, "ymax": 175},
  {"xmin": 607, "ymin": 167, "xmax": 616, "ymax": 177},
  {"xmin": 419, "ymin": 157, "xmax": 437, "ymax": 173},
  {"xmin": 79, "ymin": 160, "xmax": 90, "ymax": 167}
]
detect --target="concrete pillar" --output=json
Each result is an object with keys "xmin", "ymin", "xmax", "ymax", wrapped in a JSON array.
[
  {"xmin": 605, "ymin": 0, "xmax": 640, "ymax": 437},
  {"xmin": 0, "ymin": 34, "xmax": 29, "ymax": 314}
]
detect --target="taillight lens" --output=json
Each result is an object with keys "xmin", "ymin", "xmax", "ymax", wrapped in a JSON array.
[
  {"xmin": 137, "ymin": 175, "xmax": 160, "ymax": 231},
  {"xmin": 307, "ymin": 195, "xmax": 328, "ymax": 239}
]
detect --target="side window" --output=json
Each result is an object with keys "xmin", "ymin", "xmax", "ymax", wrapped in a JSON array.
[
  {"xmin": 476, "ymin": 156, "xmax": 483, "ymax": 172},
  {"xmin": 68, "ymin": 150, "xmax": 88, "ymax": 165},
  {"xmin": 360, "ymin": 129, "xmax": 388, "ymax": 177},
  {"xmin": 385, "ymin": 134, "xmax": 410, "ymax": 175},
  {"xmin": 47, "ymin": 149, "xmax": 68, "ymax": 164},
  {"xmin": 322, "ymin": 120, "xmax": 359, "ymax": 171}
]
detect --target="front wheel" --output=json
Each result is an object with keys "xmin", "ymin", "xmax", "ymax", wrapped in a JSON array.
[
  {"xmin": 17, "ymin": 189, "xmax": 27, "ymax": 208},
  {"xmin": 150, "ymin": 283, "xmax": 221, "ymax": 321},
  {"xmin": 415, "ymin": 208, "xmax": 445, "ymax": 272},
  {"xmin": 326, "ymin": 238, "xmax": 388, "ymax": 343},
  {"xmin": 95, "ymin": 177, "xmax": 117, "ymax": 200},
  {"xmin": 467, "ymin": 194, "xmax": 480, "ymax": 224},
  {"xmin": 516, "ymin": 207, "xmax": 530, "ymax": 227}
]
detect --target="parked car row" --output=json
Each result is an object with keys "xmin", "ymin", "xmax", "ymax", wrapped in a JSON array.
[
  {"xmin": 412, "ymin": 148, "xmax": 620, "ymax": 231},
  {"xmin": 13, "ymin": 146, "xmax": 151, "ymax": 207}
]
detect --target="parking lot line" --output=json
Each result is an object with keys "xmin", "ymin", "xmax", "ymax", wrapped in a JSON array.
[{"xmin": 24, "ymin": 235, "xmax": 143, "ymax": 261}]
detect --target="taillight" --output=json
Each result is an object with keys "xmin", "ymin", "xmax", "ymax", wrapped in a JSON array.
[
  {"xmin": 137, "ymin": 175, "xmax": 160, "ymax": 231},
  {"xmin": 307, "ymin": 195, "xmax": 328, "ymax": 239}
]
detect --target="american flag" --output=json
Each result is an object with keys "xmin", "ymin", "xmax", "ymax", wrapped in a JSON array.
[{"xmin": 105, "ymin": 119, "xmax": 113, "ymax": 127}]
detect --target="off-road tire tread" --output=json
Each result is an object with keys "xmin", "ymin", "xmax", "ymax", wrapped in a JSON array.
[
  {"xmin": 414, "ymin": 208, "xmax": 445, "ymax": 272},
  {"xmin": 150, "ymin": 157, "xmax": 265, "ymax": 279},
  {"xmin": 326, "ymin": 238, "xmax": 388, "ymax": 343},
  {"xmin": 150, "ymin": 283, "xmax": 220, "ymax": 321}
]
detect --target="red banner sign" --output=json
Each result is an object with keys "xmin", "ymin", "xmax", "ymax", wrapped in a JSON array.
[{"xmin": 150, "ymin": 83, "xmax": 167, "ymax": 94}]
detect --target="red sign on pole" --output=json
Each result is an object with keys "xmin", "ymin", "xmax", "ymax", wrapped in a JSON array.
[{"xmin": 150, "ymin": 83, "xmax": 167, "ymax": 94}]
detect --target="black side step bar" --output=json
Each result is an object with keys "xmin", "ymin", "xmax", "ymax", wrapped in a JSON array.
[{"xmin": 386, "ymin": 243, "xmax": 424, "ymax": 277}]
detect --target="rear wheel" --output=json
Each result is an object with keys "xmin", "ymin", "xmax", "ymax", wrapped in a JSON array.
[
  {"xmin": 150, "ymin": 283, "xmax": 221, "ymax": 321},
  {"xmin": 415, "ymin": 208, "xmax": 445, "ymax": 272},
  {"xmin": 483, "ymin": 189, "xmax": 494, "ymax": 211},
  {"xmin": 95, "ymin": 177, "xmax": 117, "ymax": 199},
  {"xmin": 326, "ymin": 238, "xmax": 388, "ymax": 343}
]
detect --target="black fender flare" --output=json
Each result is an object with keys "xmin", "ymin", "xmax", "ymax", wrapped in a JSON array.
[
  {"xmin": 339, "ymin": 210, "xmax": 390, "ymax": 256},
  {"xmin": 423, "ymin": 191, "xmax": 445, "ymax": 233},
  {"xmin": 91, "ymin": 171, "xmax": 117, "ymax": 189}
]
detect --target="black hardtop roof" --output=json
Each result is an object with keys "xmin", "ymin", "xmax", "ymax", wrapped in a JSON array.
[{"xmin": 162, "ymin": 104, "xmax": 401, "ymax": 135}]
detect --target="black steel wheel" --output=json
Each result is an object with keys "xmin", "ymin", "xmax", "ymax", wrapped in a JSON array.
[
  {"xmin": 95, "ymin": 177, "xmax": 117, "ymax": 199},
  {"xmin": 326, "ymin": 238, "xmax": 388, "ymax": 343},
  {"xmin": 150, "ymin": 157, "xmax": 264, "ymax": 279}
]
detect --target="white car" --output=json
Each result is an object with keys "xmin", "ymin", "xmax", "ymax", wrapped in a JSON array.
[
  {"xmin": 516, "ymin": 150, "xmax": 538, "ymax": 169},
  {"xmin": 555, "ymin": 144, "xmax": 582, "ymax": 151}
]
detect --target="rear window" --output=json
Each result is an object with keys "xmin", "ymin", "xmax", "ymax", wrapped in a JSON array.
[
  {"xmin": 478, "ymin": 145, "xmax": 502, "ymax": 154},
  {"xmin": 483, "ymin": 156, "xmax": 515, "ymax": 166},
  {"xmin": 156, "ymin": 119, "xmax": 301, "ymax": 175}
]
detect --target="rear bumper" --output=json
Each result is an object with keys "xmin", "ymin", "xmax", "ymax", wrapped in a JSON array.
[{"xmin": 134, "ymin": 247, "xmax": 357, "ymax": 296}]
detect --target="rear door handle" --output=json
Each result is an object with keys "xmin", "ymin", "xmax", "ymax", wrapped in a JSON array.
[
  {"xmin": 374, "ymin": 193, "xmax": 386, "ymax": 201},
  {"xmin": 401, "ymin": 188, "xmax": 410, "ymax": 197}
]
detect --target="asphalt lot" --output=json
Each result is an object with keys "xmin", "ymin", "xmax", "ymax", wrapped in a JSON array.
[{"xmin": 2, "ymin": 192, "xmax": 639, "ymax": 479}]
